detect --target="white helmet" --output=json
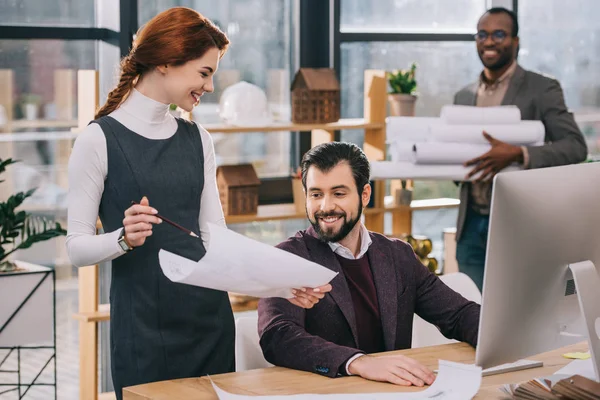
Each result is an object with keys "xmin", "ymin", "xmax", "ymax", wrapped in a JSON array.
[{"xmin": 219, "ymin": 81, "xmax": 272, "ymax": 126}]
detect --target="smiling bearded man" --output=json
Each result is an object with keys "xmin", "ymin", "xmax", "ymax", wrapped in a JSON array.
[
  {"xmin": 453, "ymin": 7, "xmax": 587, "ymax": 292},
  {"xmin": 257, "ymin": 141, "xmax": 481, "ymax": 387}
]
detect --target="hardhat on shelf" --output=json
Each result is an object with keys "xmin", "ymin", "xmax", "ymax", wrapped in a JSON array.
[{"xmin": 219, "ymin": 81, "xmax": 272, "ymax": 126}]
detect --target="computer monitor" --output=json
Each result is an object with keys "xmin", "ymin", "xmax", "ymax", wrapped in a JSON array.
[{"xmin": 475, "ymin": 162, "xmax": 600, "ymax": 380}]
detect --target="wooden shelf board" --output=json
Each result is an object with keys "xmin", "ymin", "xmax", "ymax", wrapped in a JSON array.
[
  {"xmin": 69, "ymin": 118, "xmax": 383, "ymax": 135},
  {"xmin": 225, "ymin": 200, "xmax": 459, "ymax": 225},
  {"xmin": 202, "ymin": 118, "xmax": 384, "ymax": 134},
  {"xmin": 6, "ymin": 119, "xmax": 78, "ymax": 129},
  {"xmin": 73, "ymin": 303, "xmax": 110, "ymax": 323}
]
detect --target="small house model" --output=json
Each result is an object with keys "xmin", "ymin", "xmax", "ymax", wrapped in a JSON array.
[
  {"xmin": 216, "ymin": 164, "xmax": 260, "ymax": 216},
  {"xmin": 291, "ymin": 68, "xmax": 340, "ymax": 124}
]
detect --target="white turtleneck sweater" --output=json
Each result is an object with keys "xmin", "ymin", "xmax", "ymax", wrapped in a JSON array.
[{"xmin": 66, "ymin": 89, "xmax": 225, "ymax": 267}]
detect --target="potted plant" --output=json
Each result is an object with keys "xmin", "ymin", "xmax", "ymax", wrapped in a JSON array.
[
  {"xmin": 386, "ymin": 63, "xmax": 418, "ymax": 116},
  {"xmin": 19, "ymin": 93, "xmax": 42, "ymax": 120},
  {"xmin": 0, "ymin": 158, "xmax": 67, "ymax": 272}
]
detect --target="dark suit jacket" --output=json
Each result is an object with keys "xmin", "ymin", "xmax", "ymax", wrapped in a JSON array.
[
  {"xmin": 454, "ymin": 64, "xmax": 588, "ymax": 241},
  {"xmin": 257, "ymin": 227, "xmax": 480, "ymax": 378}
]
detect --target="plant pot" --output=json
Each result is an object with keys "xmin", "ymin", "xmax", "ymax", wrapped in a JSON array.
[
  {"xmin": 22, "ymin": 103, "xmax": 39, "ymax": 120},
  {"xmin": 388, "ymin": 93, "xmax": 417, "ymax": 117},
  {"xmin": 291, "ymin": 178, "xmax": 305, "ymax": 215}
]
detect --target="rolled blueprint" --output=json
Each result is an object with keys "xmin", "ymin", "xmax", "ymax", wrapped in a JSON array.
[
  {"xmin": 440, "ymin": 105, "xmax": 521, "ymax": 125},
  {"xmin": 412, "ymin": 143, "xmax": 491, "ymax": 165},
  {"xmin": 370, "ymin": 161, "xmax": 522, "ymax": 181},
  {"xmin": 430, "ymin": 121, "xmax": 545, "ymax": 145}
]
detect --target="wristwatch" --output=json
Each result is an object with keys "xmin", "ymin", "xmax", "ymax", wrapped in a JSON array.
[{"xmin": 118, "ymin": 228, "xmax": 133, "ymax": 252}]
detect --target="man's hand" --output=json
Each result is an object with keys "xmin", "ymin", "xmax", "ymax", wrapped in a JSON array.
[
  {"xmin": 464, "ymin": 131, "xmax": 524, "ymax": 182},
  {"xmin": 347, "ymin": 354, "xmax": 436, "ymax": 387},
  {"xmin": 287, "ymin": 284, "xmax": 332, "ymax": 309}
]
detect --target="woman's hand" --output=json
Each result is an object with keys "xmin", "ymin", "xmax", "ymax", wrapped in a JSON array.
[
  {"xmin": 287, "ymin": 284, "xmax": 333, "ymax": 309},
  {"xmin": 122, "ymin": 196, "xmax": 162, "ymax": 247}
]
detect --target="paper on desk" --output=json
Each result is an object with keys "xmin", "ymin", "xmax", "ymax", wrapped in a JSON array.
[
  {"xmin": 554, "ymin": 359, "xmax": 598, "ymax": 382},
  {"xmin": 158, "ymin": 223, "xmax": 337, "ymax": 298},
  {"xmin": 211, "ymin": 360, "xmax": 482, "ymax": 400}
]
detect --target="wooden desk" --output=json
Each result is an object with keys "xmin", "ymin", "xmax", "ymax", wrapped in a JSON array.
[{"xmin": 123, "ymin": 342, "xmax": 588, "ymax": 399}]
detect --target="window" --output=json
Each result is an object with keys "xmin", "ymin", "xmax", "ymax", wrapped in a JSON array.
[
  {"xmin": 0, "ymin": 39, "xmax": 98, "ymax": 216},
  {"xmin": 0, "ymin": 40, "xmax": 96, "ymax": 120},
  {"xmin": 341, "ymin": 41, "xmax": 481, "ymax": 123},
  {"xmin": 518, "ymin": 0, "xmax": 600, "ymax": 155},
  {"xmin": 138, "ymin": 0, "xmax": 296, "ymax": 178},
  {"xmin": 0, "ymin": 0, "xmax": 95, "ymax": 27},
  {"xmin": 341, "ymin": 0, "xmax": 486, "ymax": 33},
  {"xmin": 339, "ymin": 42, "xmax": 481, "ymax": 200},
  {"xmin": 336, "ymin": 0, "xmax": 489, "ymax": 229}
]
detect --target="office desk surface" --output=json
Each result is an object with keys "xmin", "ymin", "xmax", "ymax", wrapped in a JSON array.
[{"xmin": 123, "ymin": 342, "xmax": 588, "ymax": 400}]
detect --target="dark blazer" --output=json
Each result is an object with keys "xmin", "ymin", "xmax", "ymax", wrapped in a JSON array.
[
  {"xmin": 257, "ymin": 227, "xmax": 480, "ymax": 378},
  {"xmin": 454, "ymin": 64, "xmax": 588, "ymax": 241}
]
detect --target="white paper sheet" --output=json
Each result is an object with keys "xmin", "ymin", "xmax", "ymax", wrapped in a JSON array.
[
  {"xmin": 430, "ymin": 121, "xmax": 545, "ymax": 145},
  {"xmin": 440, "ymin": 105, "xmax": 521, "ymax": 125},
  {"xmin": 158, "ymin": 223, "xmax": 337, "ymax": 298},
  {"xmin": 412, "ymin": 143, "xmax": 491, "ymax": 165},
  {"xmin": 554, "ymin": 359, "xmax": 599, "ymax": 382},
  {"xmin": 211, "ymin": 360, "xmax": 482, "ymax": 400},
  {"xmin": 386, "ymin": 117, "xmax": 439, "ymax": 143},
  {"xmin": 370, "ymin": 161, "xmax": 522, "ymax": 181}
]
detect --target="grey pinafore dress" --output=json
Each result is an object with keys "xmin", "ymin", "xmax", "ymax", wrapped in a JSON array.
[{"xmin": 94, "ymin": 116, "xmax": 235, "ymax": 399}]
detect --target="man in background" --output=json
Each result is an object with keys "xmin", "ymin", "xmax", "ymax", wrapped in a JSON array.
[{"xmin": 454, "ymin": 7, "xmax": 587, "ymax": 290}]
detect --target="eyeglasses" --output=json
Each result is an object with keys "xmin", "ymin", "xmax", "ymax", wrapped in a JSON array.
[{"xmin": 475, "ymin": 30, "xmax": 510, "ymax": 43}]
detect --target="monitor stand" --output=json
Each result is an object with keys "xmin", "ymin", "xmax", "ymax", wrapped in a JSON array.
[
  {"xmin": 568, "ymin": 260, "xmax": 600, "ymax": 382},
  {"xmin": 475, "ymin": 260, "xmax": 600, "ymax": 379}
]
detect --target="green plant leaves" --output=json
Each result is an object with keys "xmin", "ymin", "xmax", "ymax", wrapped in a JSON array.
[
  {"xmin": 0, "ymin": 158, "xmax": 67, "ymax": 264},
  {"xmin": 386, "ymin": 62, "xmax": 418, "ymax": 95}
]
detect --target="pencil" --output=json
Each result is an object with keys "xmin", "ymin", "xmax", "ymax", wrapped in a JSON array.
[{"xmin": 130, "ymin": 201, "xmax": 200, "ymax": 238}]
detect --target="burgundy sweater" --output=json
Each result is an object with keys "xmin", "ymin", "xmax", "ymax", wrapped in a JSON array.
[{"xmin": 334, "ymin": 253, "xmax": 385, "ymax": 354}]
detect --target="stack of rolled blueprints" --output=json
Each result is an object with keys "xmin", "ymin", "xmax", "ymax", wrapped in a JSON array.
[{"xmin": 370, "ymin": 105, "xmax": 544, "ymax": 180}]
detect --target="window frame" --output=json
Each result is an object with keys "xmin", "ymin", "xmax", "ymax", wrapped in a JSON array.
[{"xmin": 329, "ymin": 0, "xmax": 517, "ymax": 202}]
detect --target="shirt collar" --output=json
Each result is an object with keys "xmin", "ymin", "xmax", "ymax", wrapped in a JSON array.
[
  {"xmin": 479, "ymin": 61, "xmax": 517, "ymax": 89},
  {"xmin": 327, "ymin": 223, "xmax": 373, "ymax": 260}
]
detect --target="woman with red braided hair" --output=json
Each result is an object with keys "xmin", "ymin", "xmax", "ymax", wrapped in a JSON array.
[{"xmin": 66, "ymin": 7, "xmax": 329, "ymax": 398}]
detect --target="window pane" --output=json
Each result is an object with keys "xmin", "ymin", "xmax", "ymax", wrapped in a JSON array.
[
  {"xmin": 0, "ymin": 40, "xmax": 96, "ymax": 124},
  {"xmin": 138, "ymin": 0, "xmax": 295, "ymax": 177},
  {"xmin": 341, "ymin": 41, "xmax": 482, "ymax": 200},
  {"xmin": 340, "ymin": 0, "xmax": 486, "ymax": 33},
  {"xmin": 0, "ymin": 40, "xmax": 97, "ymax": 215},
  {"xmin": 341, "ymin": 41, "xmax": 481, "ymax": 132},
  {"xmin": 519, "ymin": 0, "xmax": 600, "ymax": 155},
  {"xmin": 0, "ymin": 0, "xmax": 95, "ymax": 27}
]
